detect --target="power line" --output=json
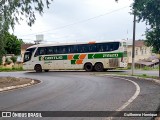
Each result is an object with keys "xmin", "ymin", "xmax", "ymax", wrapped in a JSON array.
[{"xmin": 19, "ymin": 6, "xmax": 129, "ymax": 37}]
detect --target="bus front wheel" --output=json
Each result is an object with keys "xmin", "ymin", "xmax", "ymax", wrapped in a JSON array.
[
  {"xmin": 34, "ymin": 64, "xmax": 42, "ymax": 73},
  {"xmin": 94, "ymin": 63, "xmax": 104, "ymax": 72},
  {"xmin": 84, "ymin": 63, "xmax": 93, "ymax": 72}
]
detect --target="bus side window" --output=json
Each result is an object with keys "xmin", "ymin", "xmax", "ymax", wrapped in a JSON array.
[
  {"xmin": 97, "ymin": 44, "xmax": 104, "ymax": 52},
  {"xmin": 58, "ymin": 46, "xmax": 64, "ymax": 54},
  {"xmin": 104, "ymin": 43, "xmax": 110, "ymax": 52},
  {"xmin": 46, "ymin": 47, "xmax": 53, "ymax": 55},
  {"xmin": 79, "ymin": 44, "xmax": 89, "ymax": 53},
  {"xmin": 53, "ymin": 47, "xmax": 59, "ymax": 54},
  {"xmin": 67, "ymin": 46, "xmax": 71, "ymax": 53},
  {"xmin": 90, "ymin": 44, "xmax": 97, "ymax": 52},
  {"xmin": 113, "ymin": 42, "xmax": 119, "ymax": 50},
  {"xmin": 73, "ymin": 45, "xmax": 78, "ymax": 53},
  {"xmin": 39, "ymin": 47, "xmax": 46, "ymax": 55}
]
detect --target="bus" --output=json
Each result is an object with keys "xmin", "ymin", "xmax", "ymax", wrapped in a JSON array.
[{"xmin": 23, "ymin": 41, "xmax": 128, "ymax": 72}]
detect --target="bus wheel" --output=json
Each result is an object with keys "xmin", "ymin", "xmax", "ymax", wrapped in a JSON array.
[
  {"xmin": 94, "ymin": 63, "xmax": 104, "ymax": 72},
  {"xmin": 84, "ymin": 63, "xmax": 93, "ymax": 72},
  {"xmin": 34, "ymin": 64, "xmax": 42, "ymax": 73},
  {"xmin": 44, "ymin": 70, "xmax": 49, "ymax": 72}
]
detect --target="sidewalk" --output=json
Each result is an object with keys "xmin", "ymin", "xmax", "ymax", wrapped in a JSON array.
[{"xmin": 0, "ymin": 77, "xmax": 38, "ymax": 92}]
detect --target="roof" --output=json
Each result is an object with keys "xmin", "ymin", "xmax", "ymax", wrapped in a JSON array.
[
  {"xmin": 128, "ymin": 40, "xmax": 145, "ymax": 47},
  {"xmin": 135, "ymin": 56, "xmax": 159, "ymax": 66},
  {"xmin": 135, "ymin": 40, "xmax": 145, "ymax": 47},
  {"xmin": 21, "ymin": 44, "xmax": 34, "ymax": 50}
]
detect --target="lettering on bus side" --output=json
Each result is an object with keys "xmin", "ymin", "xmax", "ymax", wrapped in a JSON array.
[
  {"xmin": 103, "ymin": 53, "xmax": 119, "ymax": 58},
  {"xmin": 44, "ymin": 56, "xmax": 63, "ymax": 60},
  {"xmin": 39, "ymin": 55, "xmax": 67, "ymax": 61}
]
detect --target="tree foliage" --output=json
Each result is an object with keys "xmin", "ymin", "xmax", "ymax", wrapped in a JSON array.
[
  {"xmin": 0, "ymin": 0, "xmax": 53, "ymax": 31},
  {"xmin": 0, "ymin": 0, "xmax": 53, "ymax": 64},
  {"xmin": 133, "ymin": 0, "xmax": 160, "ymax": 53},
  {"xmin": 4, "ymin": 32, "xmax": 24, "ymax": 55}
]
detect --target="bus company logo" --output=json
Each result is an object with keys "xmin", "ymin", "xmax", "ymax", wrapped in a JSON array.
[{"xmin": 44, "ymin": 56, "xmax": 63, "ymax": 60}]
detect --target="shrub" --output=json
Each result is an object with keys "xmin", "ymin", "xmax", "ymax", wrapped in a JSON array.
[
  {"xmin": 10, "ymin": 56, "xmax": 17, "ymax": 63},
  {"xmin": 142, "ymin": 74, "xmax": 147, "ymax": 77},
  {"xmin": 5, "ymin": 58, "xmax": 12, "ymax": 65}
]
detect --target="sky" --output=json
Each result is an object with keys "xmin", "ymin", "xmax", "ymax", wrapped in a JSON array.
[{"xmin": 10, "ymin": 0, "xmax": 147, "ymax": 44}]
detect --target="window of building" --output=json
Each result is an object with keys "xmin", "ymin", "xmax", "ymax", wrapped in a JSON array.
[
  {"xmin": 136, "ymin": 49, "xmax": 138, "ymax": 55},
  {"xmin": 141, "ymin": 49, "xmax": 143, "ymax": 55}
]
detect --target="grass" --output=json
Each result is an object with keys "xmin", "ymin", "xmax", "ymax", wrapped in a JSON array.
[
  {"xmin": 116, "ymin": 66, "xmax": 159, "ymax": 71},
  {"xmin": 133, "ymin": 74, "xmax": 158, "ymax": 79},
  {"xmin": 0, "ymin": 67, "xmax": 23, "ymax": 72},
  {"xmin": 116, "ymin": 73, "xmax": 159, "ymax": 79}
]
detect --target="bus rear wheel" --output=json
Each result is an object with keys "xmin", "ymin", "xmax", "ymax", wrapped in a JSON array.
[
  {"xmin": 94, "ymin": 63, "xmax": 104, "ymax": 72},
  {"xmin": 34, "ymin": 64, "xmax": 42, "ymax": 73},
  {"xmin": 84, "ymin": 63, "xmax": 93, "ymax": 72}
]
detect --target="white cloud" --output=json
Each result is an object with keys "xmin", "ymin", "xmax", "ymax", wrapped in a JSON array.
[{"xmin": 12, "ymin": 0, "xmax": 146, "ymax": 43}]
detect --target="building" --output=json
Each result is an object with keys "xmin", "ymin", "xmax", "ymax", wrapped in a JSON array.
[{"xmin": 127, "ymin": 40, "xmax": 158, "ymax": 67}]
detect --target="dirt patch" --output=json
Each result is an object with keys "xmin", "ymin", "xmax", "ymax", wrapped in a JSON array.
[{"xmin": 0, "ymin": 77, "xmax": 39, "ymax": 88}]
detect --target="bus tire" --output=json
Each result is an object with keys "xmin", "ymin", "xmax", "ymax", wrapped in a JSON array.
[
  {"xmin": 94, "ymin": 63, "xmax": 104, "ymax": 72},
  {"xmin": 34, "ymin": 64, "xmax": 42, "ymax": 73},
  {"xmin": 84, "ymin": 63, "xmax": 93, "ymax": 72},
  {"xmin": 44, "ymin": 70, "xmax": 49, "ymax": 72}
]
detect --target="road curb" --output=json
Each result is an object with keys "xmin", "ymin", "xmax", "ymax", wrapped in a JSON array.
[{"xmin": 0, "ymin": 80, "xmax": 35, "ymax": 92}]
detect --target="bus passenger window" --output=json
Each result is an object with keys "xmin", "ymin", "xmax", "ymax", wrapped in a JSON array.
[
  {"xmin": 99, "ymin": 46, "xmax": 104, "ymax": 52},
  {"xmin": 47, "ymin": 47, "xmax": 53, "ymax": 54},
  {"xmin": 39, "ymin": 48, "xmax": 46, "ymax": 55},
  {"xmin": 53, "ymin": 47, "xmax": 57, "ymax": 54}
]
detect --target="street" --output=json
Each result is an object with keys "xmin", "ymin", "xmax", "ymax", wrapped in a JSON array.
[{"xmin": 0, "ymin": 71, "xmax": 159, "ymax": 120}]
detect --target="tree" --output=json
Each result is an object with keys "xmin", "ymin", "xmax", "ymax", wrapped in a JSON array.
[
  {"xmin": 133, "ymin": 0, "xmax": 160, "ymax": 54},
  {"xmin": 0, "ymin": 0, "xmax": 53, "ymax": 64},
  {"xmin": 0, "ymin": 0, "xmax": 53, "ymax": 31},
  {"xmin": 116, "ymin": 0, "xmax": 160, "ymax": 53},
  {"xmin": 4, "ymin": 32, "xmax": 24, "ymax": 55}
]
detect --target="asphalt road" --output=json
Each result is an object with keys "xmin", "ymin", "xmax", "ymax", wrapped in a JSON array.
[{"xmin": 0, "ymin": 71, "xmax": 159, "ymax": 120}]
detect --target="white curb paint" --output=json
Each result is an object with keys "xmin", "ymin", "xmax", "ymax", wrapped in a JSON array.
[{"xmin": 0, "ymin": 80, "xmax": 35, "ymax": 92}]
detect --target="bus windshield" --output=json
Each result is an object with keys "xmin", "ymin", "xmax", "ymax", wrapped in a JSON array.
[{"xmin": 23, "ymin": 48, "xmax": 36, "ymax": 62}]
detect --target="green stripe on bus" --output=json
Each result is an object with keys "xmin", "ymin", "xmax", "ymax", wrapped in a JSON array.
[
  {"xmin": 73, "ymin": 55, "xmax": 79, "ymax": 59},
  {"xmin": 88, "ymin": 52, "xmax": 123, "ymax": 59},
  {"xmin": 71, "ymin": 60, "xmax": 76, "ymax": 64},
  {"xmin": 39, "ymin": 52, "xmax": 125, "ymax": 61}
]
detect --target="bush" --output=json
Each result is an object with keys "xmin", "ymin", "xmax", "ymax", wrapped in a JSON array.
[
  {"xmin": 10, "ymin": 56, "xmax": 17, "ymax": 63},
  {"xmin": 5, "ymin": 58, "xmax": 12, "ymax": 65},
  {"xmin": 142, "ymin": 74, "xmax": 147, "ymax": 77}
]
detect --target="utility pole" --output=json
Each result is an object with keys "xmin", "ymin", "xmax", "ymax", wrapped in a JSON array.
[{"xmin": 132, "ymin": 14, "xmax": 136, "ymax": 75}]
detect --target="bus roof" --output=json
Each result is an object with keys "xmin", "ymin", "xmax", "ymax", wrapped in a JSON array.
[{"xmin": 27, "ymin": 40, "xmax": 125, "ymax": 49}]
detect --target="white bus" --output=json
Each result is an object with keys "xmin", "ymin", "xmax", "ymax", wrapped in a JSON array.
[{"xmin": 23, "ymin": 41, "xmax": 128, "ymax": 72}]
